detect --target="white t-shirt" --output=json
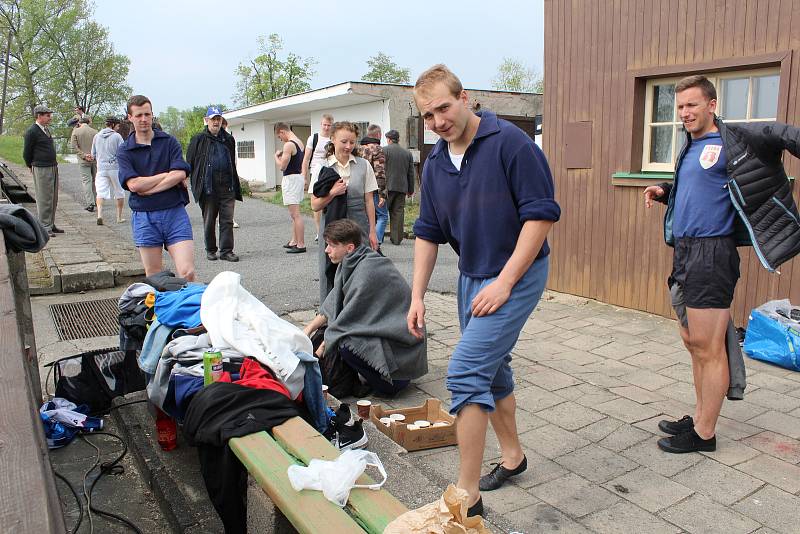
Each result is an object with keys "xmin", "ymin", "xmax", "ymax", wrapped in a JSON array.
[
  {"xmin": 448, "ymin": 146, "xmax": 464, "ymax": 171},
  {"xmin": 306, "ymin": 134, "xmax": 331, "ymax": 192}
]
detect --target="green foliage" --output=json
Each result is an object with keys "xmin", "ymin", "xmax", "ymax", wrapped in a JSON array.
[
  {"xmin": 361, "ymin": 52, "xmax": 411, "ymax": 84},
  {"xmin": 264, "ymin": 190, "xmax": 313, "ymax": 216},
  {"xmin": 0, "ymin": 135, "xmax": 25, "ymax": 165},
  {"xmin": 0, "ymin": 0, "xmax": 131, "ymax": 136},
  {"xmin": 491, "ymin": 57, "xmax": 543, "ymax": 93},
  {"xmin": 158, "ymin": 104, "xmax": 226, "ymax": 152},
  {"xmin": 234, "ymin": 34, "xmax": 316, "ymax": 106}
]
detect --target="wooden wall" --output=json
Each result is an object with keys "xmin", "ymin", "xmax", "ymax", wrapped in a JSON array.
[{"xmin": 543, "ymin": 0, "xmax": 800, "ymax": 324}]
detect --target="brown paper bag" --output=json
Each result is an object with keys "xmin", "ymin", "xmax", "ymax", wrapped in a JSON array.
[{"xmin": 383, "ymin": 484, "xmax": 492, "ymax": 534}]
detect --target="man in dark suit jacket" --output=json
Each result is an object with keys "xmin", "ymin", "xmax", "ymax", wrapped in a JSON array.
[{"xmin": 23, "ymin": 104, "xmax": 62, "ymax": 236}]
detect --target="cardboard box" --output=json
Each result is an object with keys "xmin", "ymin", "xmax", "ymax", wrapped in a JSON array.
[{"xmin": 370, "ymin": 398, "xmax": 457, "ymax": 451}]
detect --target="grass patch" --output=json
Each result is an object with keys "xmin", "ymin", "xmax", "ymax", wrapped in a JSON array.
[
  {"xmin": 264, "ymin": 191, "xmax": 314, "ymax": 216},
  {"xmin": 0, "ymin": 135, "xmax": 25, "ymax": 166}
]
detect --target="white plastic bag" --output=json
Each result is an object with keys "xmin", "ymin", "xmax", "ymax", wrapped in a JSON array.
[{"xmin": 287, "ymin": 449, "xmax": 387, "ymax": 506}]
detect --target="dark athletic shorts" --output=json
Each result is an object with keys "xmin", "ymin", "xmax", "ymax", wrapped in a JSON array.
[{"xmin": 668, "ymin": 235, "xmax": 740, "ymax": 309}]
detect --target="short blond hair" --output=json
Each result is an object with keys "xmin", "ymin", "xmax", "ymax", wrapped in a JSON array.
[
  {"xmin": 321, "ymin": 113, "xmax": 334, "ymax": 122},
  {"xmin": 414, "ymin": 64, "xmax": 463, "ymax": 98}
]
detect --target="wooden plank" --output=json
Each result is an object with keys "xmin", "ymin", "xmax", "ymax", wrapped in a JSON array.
[
  {"xmin": 272, "ymin": 417, "xmax": 408, "ymax": 534},
  {"xmin": 229, "ymin": 432, "xmax": 365, "ymax": 534}
]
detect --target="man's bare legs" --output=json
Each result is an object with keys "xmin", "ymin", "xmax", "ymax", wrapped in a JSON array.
[
  {"xmin": 489, "ymin": 393, "xmax": 525, "ymax": 469},
  {"xmin": 138, "ymin": 246, "xmax": 165, "ymax": 277},
  {"xmin": 678, "ymin": 326, "xmax": 703, "ymax": 423},
  {"xmin": 288, "ymin": 204, "xmax": 305, "ymax": 248},
  {"xmin": 166, "ymin": 240, "xmax": 196, "ymax": 281},
  {"xmin": 313, "ymin": 209, "xmax": 321, "ymax": 240},
  {"xmin": 116, "ymin": 198, "xmax": 125, "ymax": 223},
  {"xmin": 96, "ymin": 196, "xmax": 104, "ymax": 222},
  {"xmin": 456, "ymin": 403, "xmax": 489, "ymax": 507},
  {"xmin": 684, "ymin": 307, "xmax": 729, "ymax": 438}
]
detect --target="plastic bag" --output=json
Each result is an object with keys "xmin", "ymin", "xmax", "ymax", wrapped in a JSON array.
[
  {"xmin": 287, "ymin": 449, "xmax": 387, "ymax": 506},
  {"xmin": 384, "ymin": 484, "xmax": 492, "ymax": 534},
  {"xmin": 744, "ymin": 299, "xmax": 800, "ymax": 372}
]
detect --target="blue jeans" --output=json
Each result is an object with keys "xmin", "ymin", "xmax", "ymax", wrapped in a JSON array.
[
  {"xmin": 447, "ymin": 256, "xmax": 549, "ymax": 415},
  {"xmin": 374, "ymin": 193, "xmax": 389, "ymax": 244}
]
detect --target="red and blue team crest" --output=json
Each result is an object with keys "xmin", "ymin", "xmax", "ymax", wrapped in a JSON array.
[{"xmin": 699, "ymin": 144, "xmax": 722, "ymax": 169}]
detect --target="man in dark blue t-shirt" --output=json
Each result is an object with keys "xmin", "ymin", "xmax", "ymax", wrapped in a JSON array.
[
  {"xmin": 408, "ymin": 64, "xmax": 560, "ymax": 518},
  {"xmin": 117, "ymin": 95, "xmax": 194, "ymax": 280}
]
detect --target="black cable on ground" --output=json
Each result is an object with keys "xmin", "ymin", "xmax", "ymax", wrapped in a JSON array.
[
  {"xmin": 53, "ymin": 470, "xmax": 84, "ymax": 534},
  {"xmin": 103, "ymin": 399, "xmax": 148, "ymax": 413},
  {"xmin": 79, "ymin": 431, "xmax": 143, "ymax": 534}
]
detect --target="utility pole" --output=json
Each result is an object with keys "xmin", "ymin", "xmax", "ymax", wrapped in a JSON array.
[{"xmin": 0, "ymin": 28, "xmax": 12, "ymax": 135}]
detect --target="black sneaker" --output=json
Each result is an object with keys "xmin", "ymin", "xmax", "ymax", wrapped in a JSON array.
[
  {"xmin": 332, "ymin": 418, "xmax": 368, "ymax": 450},
  {"xmin": 657, "ymin": 428, "xmax": 716, "ymax": 453},
  {"xmin": 658, "ymin": 415, "xmax": 694, "ymax": 435},
  {"xmin": 479, "ymin": 456, "xmax": 528, "ymax": 491}
]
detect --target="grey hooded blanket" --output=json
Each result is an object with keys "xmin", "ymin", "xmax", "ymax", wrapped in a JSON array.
[{"xmin": 320, "ymin": 245, "xmax": 427, "ymax": 381}]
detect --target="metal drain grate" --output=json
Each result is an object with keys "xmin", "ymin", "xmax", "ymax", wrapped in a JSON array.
[{"xmin": 50, "ymin": 298, "xmax": 119, "ymax": 341}]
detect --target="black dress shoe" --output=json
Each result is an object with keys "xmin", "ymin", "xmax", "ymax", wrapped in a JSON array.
[
  {"xmin": 479, "ymin": 456, "xmax": 527, "ymax": 491},
  {"xmin": 206, "ymin": 251, "xmax": 218, "ymax": 261},
  {"xmin": 286, "ymin": 246, "xmax": 306, "ymax": 254},
  {"xmin": 51, "ymin": 226, "xmax": 64, "ymax": 233},
  {"xmin": 658, "ymin": 415, "xmax": 694, "ymax": 436},
  {"xmin": 220, "ymin": 252, "xmax": 240, "ymax": 262},
  {"xmin": 466, "ymin": 497, "xmax": 483, "ymax": 518}
]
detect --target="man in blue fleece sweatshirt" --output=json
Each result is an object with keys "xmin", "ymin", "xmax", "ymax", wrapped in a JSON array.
[{"xmin": 407, "ymin": 64, "xmax": 560, "ymax": 518}]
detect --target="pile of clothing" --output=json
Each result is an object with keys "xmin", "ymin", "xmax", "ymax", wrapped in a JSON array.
[{"xmin": 119, "ymin": 270, "xmax": 330, "ymax": 533}]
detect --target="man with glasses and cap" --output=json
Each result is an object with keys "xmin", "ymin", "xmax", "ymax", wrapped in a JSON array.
[
  {"xmin": 23, "ymin": 104, "xmax": 63, "ymax": 236},
  {"xmin": 187, "ymin": 106, "xmax": 242, "ymax": 262}
]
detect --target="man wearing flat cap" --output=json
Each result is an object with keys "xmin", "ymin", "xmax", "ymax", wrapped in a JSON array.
[
  {"xmin": 23, "ymin": 104, "xmax": 62, "ymax": 236},
  {"xmin": 383, "ymin": 129, "xmax": 416, "ymax": 245},
  {"xmin": 186, "ymin": 106, "xmax": 242, "ymax": 262}
]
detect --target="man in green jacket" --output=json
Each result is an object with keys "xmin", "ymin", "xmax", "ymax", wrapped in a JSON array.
[{"xmin": 23, "ymin": 104, "xmax": 62, "ymax": 236}]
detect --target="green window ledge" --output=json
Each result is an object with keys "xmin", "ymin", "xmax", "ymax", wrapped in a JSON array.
[{"xmin": 612, "ymin": 172, "xmax": 794, "ymax": 187}]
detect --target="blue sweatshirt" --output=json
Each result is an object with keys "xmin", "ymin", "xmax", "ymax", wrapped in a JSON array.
[
  {"xmin": 413, "ymin": 111, "xmax": 560, "ymax": 278},
  {"xmin": 117, "ymin": 130, "xmax": 191, "ymax": 212}
]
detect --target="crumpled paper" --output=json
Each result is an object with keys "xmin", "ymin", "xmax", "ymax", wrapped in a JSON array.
[{"xmin": 383, "ymin": 484, "xmax": 492, "ymax": 534}]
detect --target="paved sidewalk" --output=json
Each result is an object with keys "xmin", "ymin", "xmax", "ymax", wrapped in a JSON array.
[{"xmin": 291, "ymin": 290, "xmax": 800, "ymax": 533}]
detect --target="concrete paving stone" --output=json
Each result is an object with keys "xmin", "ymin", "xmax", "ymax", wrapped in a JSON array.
[
  {"xmin": 522, "ymin": 318, "xmax": 559, "ymax": 334},
  {"xmin": 536, "ymin": 401, "xmax": 606, "ymax": 431},
  {"xmin": 598, "ymin": 424, "xmax": 653, "ymax": 452},
  {"xmin": 789, "ymin": 387, "xmax": 800, "ymax": 399},
  {"xmin": 746, "ymin": 389, "xmax": 800, "ymax": 413},
  {"xmin": 594, "ymin": 397, "xmax": 660, "ymax": 424},
  {"xmin": 607, "ymin": 331, "xmax": 650, "ymax": 346},
  {"xmin": 622, "ymin": 351, "xmax": 680, "ymax": 371},
  {"xmin": 647, "ymin": 399, "xmax": 697, "ymax": 421},
  {"xmin": 554, "ymin": 383, "xmax": 588, "ymax": 401},
  {"xmin": 621, "ymin": 369, "xmax": 678, "ymax": 391},
  {"xmin": 735, "ymin": 454, "xmax": 800, "ymax": 493},
  {"xmin": 576, "ymin": 417, "xmax": 625, "ymax": 442},
  {"xmin": 503, "ymin": 502, "xmax": 593, "ymax": 533},
  {"xmin": 791, "ymin": 407, "xmax": 800, "ymax": 418},
  {"xmin": 511, "ymin": 451, "xmax": 569, "ymax": 489},
  {"xmin": 746, "ymin": 411, "xmax": 800, "ymax": 440},
  {"xmin": 531, "ymin": 308, "xmax": 574, "ymax": 323},
  {"xmin": 524, "ymin": 366, "xmax": 584, "ymax": 392},
  {"xmin": 657, "ymin": 380, "xmax": 698, "ymax": 404},
  {"xmin": 539, "ymin": 358, "xmax": 593, "ymax": 376},
  {"xmin": 620, "ymin": 440, "xmax": 703, "ymax": 477},
  {"xmin": 480, "ymin": 482, "xmax": 540, "ymax": 515},
  {"xmin": 555, "ymin": 444, "xmax": 639, "ymax": 483},
  {"xmin": 552, "ymin": 348, "xmax": 606, "ymax": 366},
  {"xmin": 586, "ymin": 359, "xmax": 641, "ymax": 377},
  {"xmin": 721, "ymin": 400, "xmax": 770, "ymax": 423},
  {"xmin": 629, "ymin": 340, "xmax": 684, "ymax": 357},
  {"xmin": 574, "ymin": 372, "xmax": 628, "ymax": 388},
  {"xmin": 715, "ymin": 416, "xmax": 763, "ymax": 440},
  {"xmin": 609, "ymin": 385, "xmax": 667, "ymax": 404},
  {"xmin": 747, "ymin": 372, "xmax": 800, "ymax": 395},
  {"xmin": 659, "ymin": 492, "xmax": 761, "ymax": 534},
  {"xmin": 750, "ymin": 529, "xmax": 781, "ymax": 534},
  {"xmin": 610, "ymin": 321, "xmax": 658, "ymax": 336},
  {"xmin": 633, "ymin": 414, "xmax": 676, "ymax": 435},
  {"xmin": 742, "ymin": 431, "xmax": 800, "ymax": 464},
  {"xmin": 604, "ymin": 466, "xmax": 694, "ymax": 513},
  {"xmin": 518, "ymin": 423, "xmax": 591, "ymax": 459},
  {"xmin": 547, "ymin": 316, "xmax": 593, "ymax": 331},
  {"xmin": 745, "ymin": 358, "xmax": 798, "ymax": 377},
  {"xmin": 511, "ymin": 409, "xmax": 550, "ymax": 434},
  {"xmin": 49, "ymin": 250, "xmax": 104, "ymax": 264},
  {"xmin": 734, "ymin": 485, "xmax": 800, "ymax": 533},
  {"xmin": 531, "ymin": 473, "xmax": 620, "ymax": 518},
  {"xmin": 415, "ymin": 378, "xmax": 451, "ymax": 402},
  {"xmin": 699, "ymin": 437, "xmax": 762, "ymax": 466},
  {"xmin": 574, "ymin": 391, "xmax": 622, "ymax": 409},
  {"xmin": 581, "ymin": 500, "xmax": 682, "ymax": 534},
  {"xmin": 589, "ymin": 341, "xmax": 645, "ymax": 360},
  {"xmin": 672, "ymin": 458, "xmax": 765, "ymax": 505},
  {"xmin": 59, "ymin": 261, "xmax": 115, "ymax": 292},
  {"xmin": 658, "ymin": 362, "xmax": 695, "ymax": 383},
  {"xmin": 575, "ymin": 324, "xmax": 614, "ymax": 337},
  {"xmin": 515, "ymin": 385, "xmax": 567, "ymax": 413},
  {"xmin": 562, "ymin": 333, "xmax": 614, "ymax": 352}
]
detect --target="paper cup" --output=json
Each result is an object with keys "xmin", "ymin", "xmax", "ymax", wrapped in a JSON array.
[
  {"xmin": 414, "ymin": 420, "xmax": 431, "ymax": 428},
  {"xmin": 433, "ymin": 421, "xmax": 449, "ymax": 427},
  {"xmin": 389, "ymin": 413, "xmax": 406, "ymax": 422},
  {"xmin": 321, "ymin": 385, "xmax": 329, "ymax": 400},
  {"xmin": 356, "ymin": 399, "xmax": 372, "ymax": 419},
  {"xmin": 406, "ymin": 424, "xmax": 419, "ymax": 430},
  {"xmin": 379, "ymin": 417, "xmax": 392, "ymax": 427}
]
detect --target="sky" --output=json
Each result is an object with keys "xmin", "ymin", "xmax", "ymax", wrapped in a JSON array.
[{"xmin": 93, "ymin": 0, "xmax": 544, "ymax": 115}]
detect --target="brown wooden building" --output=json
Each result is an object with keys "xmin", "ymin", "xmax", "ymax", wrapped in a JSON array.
[{"xmin": 543, "ymin": 0, "xmax": 800, "ymax": 324}]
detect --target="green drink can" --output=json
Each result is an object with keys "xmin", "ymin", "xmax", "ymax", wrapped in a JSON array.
[{"xmin": 203, "ymin": 350, "xmax": 223, "ymax": 385}]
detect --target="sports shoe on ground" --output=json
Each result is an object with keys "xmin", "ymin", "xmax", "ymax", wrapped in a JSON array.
[
  {"xmin": 220, "ymin": 252, "xmax": 240, "ymax": 262},
  {"xmin": 206, "ymin": 251, "xmax": 218, "ymax": 261},
  {"xmin": 657, "ymin": 428, "xmax": 716, "ymax": 453},
  {"xmin": 332, "ymin": 418, "xmax": 368, "ymax": 451},
  {"xmin": 96, "ymin": 217, "xmax": 103, "ymax": 225},
  {"xmin": 233, "ymin": 220, "xmax": 240, "ymax": 228},
  {"xmin": 479, "ymin": 455, "xmax": 527, "ymax": 491},
  {"xmin": 658, "ymin": 415, "xmax": 694, "ymax": 436}
]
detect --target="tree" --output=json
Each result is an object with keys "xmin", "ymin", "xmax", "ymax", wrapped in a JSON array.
[
  {"xmin": 491, "ymin": 57, "xmax": 543, "ymax": 93},
  {"xmin": 158, "ymin": 104, "xmax": 227, "ymax": 151},
  {"xmin": 361, "ymin": 52, "xmax": 410, "ymax": 84},
  {"xmin": 234, "ymin": 34, "xmax": 316, "ymax": 106}
]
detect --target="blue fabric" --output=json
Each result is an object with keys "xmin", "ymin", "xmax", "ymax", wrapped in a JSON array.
[
  {"xmin": 165, "ymin": 374, "xmax": 205, "ymax": 422},
  {"xmin": 413, "ymin": 111, "xmax": 560, "ymax": 278},
  {"xmin": 154, "ymin": 283, "xmax": 206, "ymax": 328},
  {"xmin": 374, "ymin": 194, "xmax": 389, "ymax": 244},
  {"xmin": 117, "ymin": 130, "xmax": 191, "ymax": 212},
  {"xmin": 131, "ymin": 205, "xmax": 194, "ymax": 248},
  {"xmin": 210, "ymin": 138, "xmax": 231, "ymax": 175},
  {"xmin": 447, "ymin": 256, "xmax": 549, "ymax": 415},
  {"xmin": 673, "ymin": 132, "xmax": 734, "ymax": 238},
  {"xmin": 296, "ymin": 351, "xmax": 329, "ymax": 433},
  {"xmin": 138, "ymin": 318, "xmax": 172, "ymax": 374}
]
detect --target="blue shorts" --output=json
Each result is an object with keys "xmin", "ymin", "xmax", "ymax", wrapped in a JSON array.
[
  {"xmin": 447, "ymin": 256, "xmax": 549, "ymax": 415},
  {"xmin": 132, "ymin": 205, "xmax": 193, "ymax": 248}
]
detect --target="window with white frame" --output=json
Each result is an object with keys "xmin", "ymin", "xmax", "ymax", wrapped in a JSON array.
[
  {"xmin": 237, "ymin": 140, "xmax": 255, "ymax": 159},
  {"xmin": 642, "ymin": 68, "xmax": 780, "ymax": 172}
]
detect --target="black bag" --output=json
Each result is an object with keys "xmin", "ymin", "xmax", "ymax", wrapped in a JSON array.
[
  {"xmin": 48, "ymin": 347, "xmax": 146, "ymax": 414},
  {"xmin": 310, "ymin": 326, "xmax": 359, "ymax": 399}
]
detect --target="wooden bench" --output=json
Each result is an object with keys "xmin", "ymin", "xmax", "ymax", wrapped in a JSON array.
[{"xmin": 230, "ymin": 416, "xmax": 409, "ymax": 534}]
